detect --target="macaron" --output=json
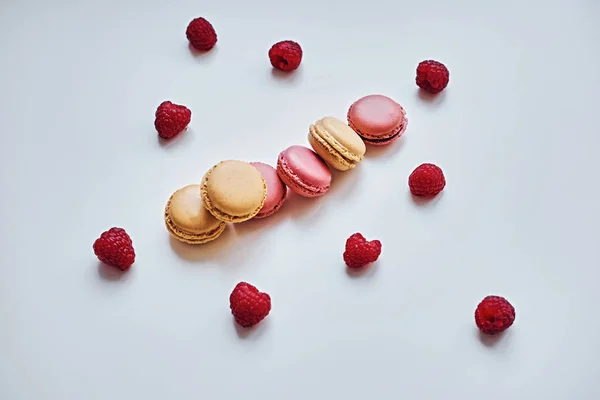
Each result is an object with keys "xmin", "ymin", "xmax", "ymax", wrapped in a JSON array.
[
  {"xmin": 201, "ymin": 160, "xmax": 267, "ymax": 223},
  {"xmin": 308, "ymin": 116, "xmax": 366, "ymax": 171},
  {"xmin": 277, "ymin": 145, "xmax": 332, "ymax": 198},
  {"xmin": 165, "ymin": 184, "xmax": 227, "ymax": 244},
  {"xmin": 250, "ymin": 162, "xmax": 288, "ymax": 219},
  {"xmin": 347, "ymin": 94, "xmax": 408, "ymax": 146}
]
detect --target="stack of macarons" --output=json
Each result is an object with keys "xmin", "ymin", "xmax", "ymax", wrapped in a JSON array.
[{"xmin": 165, "ymin": 94, "xmax": 408, "ymax": 245}]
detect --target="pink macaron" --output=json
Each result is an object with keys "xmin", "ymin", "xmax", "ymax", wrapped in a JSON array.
[
  {"xmin": 277, "ymin": 145, "xmax": 332, "ymax": 198},
  {"xmin": 347, "ymin": 94, "xmax": 408, "ymax": 146},
  {"xmin": 250, "ymin": 162, "xmax": 288, "ymax": 219}
]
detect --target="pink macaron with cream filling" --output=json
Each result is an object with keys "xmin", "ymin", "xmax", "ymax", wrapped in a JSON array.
[
  {"xmin": 250, "ymin": 162, "xmax": 288, "ymax": 219},
  {"xmin": 276, "ymin": 145, "xmax": 332, "ymax": 198},
  {"xmin": 347, "ymin": 94, "xmax": 408, "ymax": 146}
]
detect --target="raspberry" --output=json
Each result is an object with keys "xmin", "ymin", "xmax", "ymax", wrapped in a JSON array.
[
  {"xmin": 93, "ymin": 227, "xmax": 135, "ymax": 271},
  {"xmin": 416, "ymin": 60, "xmax": 449, "ymax": 94},
  {"xmin": 229, "ymin": 282, "xmax": 272, "ymax": 328},
  {"xmin": 154, "ymin": 101, "xmax": 191, "ymax": 139},
  {"xmin": 409, "ymin": 163, "xmax": 446, "ymax": 197},
  {"xmin": 343, "ymin": 233, "xmax": 382, "ymax": 269},
  {"xmin": 475, "ymin": 296, "xmax": 516, "ymax": 335},
  {"xmin": 186, "ymin": 17, "xmax": 217, "ymax": 51},
  {"xmin": 268, "ymin": 40, "xmax": 303, "ymax": 72}
]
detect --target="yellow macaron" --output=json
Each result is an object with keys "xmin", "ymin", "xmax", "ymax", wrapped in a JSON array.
[
  {"xmin": 308, "ymin": 116, "xmax": 366, "ymax": 171},
  {"xmin": 165, "ymin": 184, "xmax": 227, "ymax": 244},
  {"xmin": 201, "ymin": 160, "xmax": 267, "ymax": 223}
]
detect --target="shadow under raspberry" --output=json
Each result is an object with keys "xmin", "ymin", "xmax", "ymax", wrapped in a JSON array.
[
  {"xmin": 477, "ymin": 328, "xmax": 510, "ymax": 347},
  {"xmin": 409, "ymin": 190, "xmax": 445, "ymax": 206},
  {"xmin": 97, "ymin": 261, "xmax": 129, "ymax": 281},
  {"xmin": 416, "ymin": 87, "xmax": 447, "ymax": 106}
]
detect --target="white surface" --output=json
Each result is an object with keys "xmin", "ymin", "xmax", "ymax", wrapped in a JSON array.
[{"xmin": 1, "ymin": 0, "xmax": 599, "ymax": 399}]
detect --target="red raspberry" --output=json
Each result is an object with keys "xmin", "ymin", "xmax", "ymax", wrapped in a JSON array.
[
  {"xmin": 409, "ymin": 163, "xmax": 446, "ymax": 197},
  {"xmin": 475, "ymin": 296, "xmax": 516, "ymax": 335},
  {"xmin": 186, "ymin": 17, "xmax": 217, "ymax": 51},
  {"xmin": 268, "ymin": 40, "xmax": 303, "ymax": 72},
  {"xmin": 229, "ymin": 282, "xmax": 272, "ymax": 328},
  {"xmin": 93, "ymin": 227, "xmax": 135, "ymax": 271},
  {"xmin": 416, "ymin": 60, "xmax": 449, "ymax": 94},
  {"xmin": 154, "ymin": 101, "xmax": 191, "ymax": 139},
  {"xmin": 343, "ymin": 233, "xmax": 382, "ymax": 269}
]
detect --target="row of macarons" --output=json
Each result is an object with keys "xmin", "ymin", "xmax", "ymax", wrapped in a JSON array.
[{"xmin": 164, "ymin": 94, "xmax": 408, "ymax": 244}]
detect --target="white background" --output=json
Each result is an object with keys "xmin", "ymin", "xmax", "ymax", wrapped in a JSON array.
[{"xmin": 1, "ymin": 0, "xmax": 599, "ymax": 399}]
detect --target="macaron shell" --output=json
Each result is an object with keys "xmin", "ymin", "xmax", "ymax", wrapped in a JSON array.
[
  {"xmin": 165, "ymin": 184, "xmax": 226, "ymax": 244},
  {"xmin": 278, "ymin": 146, "xmax": 332, "ymax": 188},
  {"xmin": 347, "ymin": 94, "xmax": 407, "ymax": 143},
  {"xmin": 314, "ymin": 116, "xmax": 365, "ymax": 161},
  {"xmin": 277, "ymin": 146, "xmax": 331, "ymax": 197},
  {"xmin": 308, "ymin": 130, "xmax": 354, "ymax": 171},
  {"xmin": 250, "ymin": 162, "xmax": 288, "ymax": 218},
  {"xmin": 165, "ymin": 216, "xmax": 226, "ymax": 245},
  {"xmin": 361, "ymin": 123, "xmax": 406, "ymax": 146},
  {"xmin": 201, "ymin": 160, "xmax": 267, "ymax": 223},
  {"xmin": 277, "ymin": 161, "xmax": 326, "ymax": 197}
]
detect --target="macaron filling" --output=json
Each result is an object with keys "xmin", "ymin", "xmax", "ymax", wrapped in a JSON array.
[
  {"xmin": 311, "ymin": 122, "xmax": 364, "ymax": 162},
  {"xmin": 347, "ymin": 112, "xmax": 407, "ymax": 144},
  {"xmin": 354, "ymin": 124, "xmax": 405, "ymax": 144},
  {"xmin": 165, "ymin": 213, "xmax": 226, "ymax": 242},
  {"xmin": 309, "ymin": 130, "xmax": 355, "ymax": 168},
  {"xmin": 202, "ymin": 190, "xmax": 265, "ymax": 222}
]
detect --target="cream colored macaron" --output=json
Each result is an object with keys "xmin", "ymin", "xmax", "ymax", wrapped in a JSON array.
[
  {"xmin": 308, "ymin": 116, "xmax": 366, "ymax": 171},
  {"xmin": 165, "ymin": 184, "xmax": 227, "ymax": 244},
  {"xmin": 201, "ymin": 160, "xmax": 267, "ymax": 223}
]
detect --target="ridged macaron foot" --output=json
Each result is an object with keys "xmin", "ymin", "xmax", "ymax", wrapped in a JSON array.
[
  {"xmin": 250, "ymin": 162, "xmax": 288, "ymax": 219},
  {"xmin": 308, "ymin": 116, "xmax": 366, "ymax": 171},
  {"xmin": 165, "ymin": 184, "xmax": 227, "ymax": 244},
  {"xmin": 276, "ymin": 145, "xmax": 332, "ymax": 198},
  {"xmin": 347, "ymin": 94, "xmax": 408, "ymax": 146},
  {"xmin": 201, "ymin": 160, "xmax": 267, "ymax": 223}
]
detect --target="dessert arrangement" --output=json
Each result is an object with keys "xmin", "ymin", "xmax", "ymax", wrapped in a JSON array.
[{"xmin": 92, "ymin": 16, "xmax": 516, "ymax": 336}]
